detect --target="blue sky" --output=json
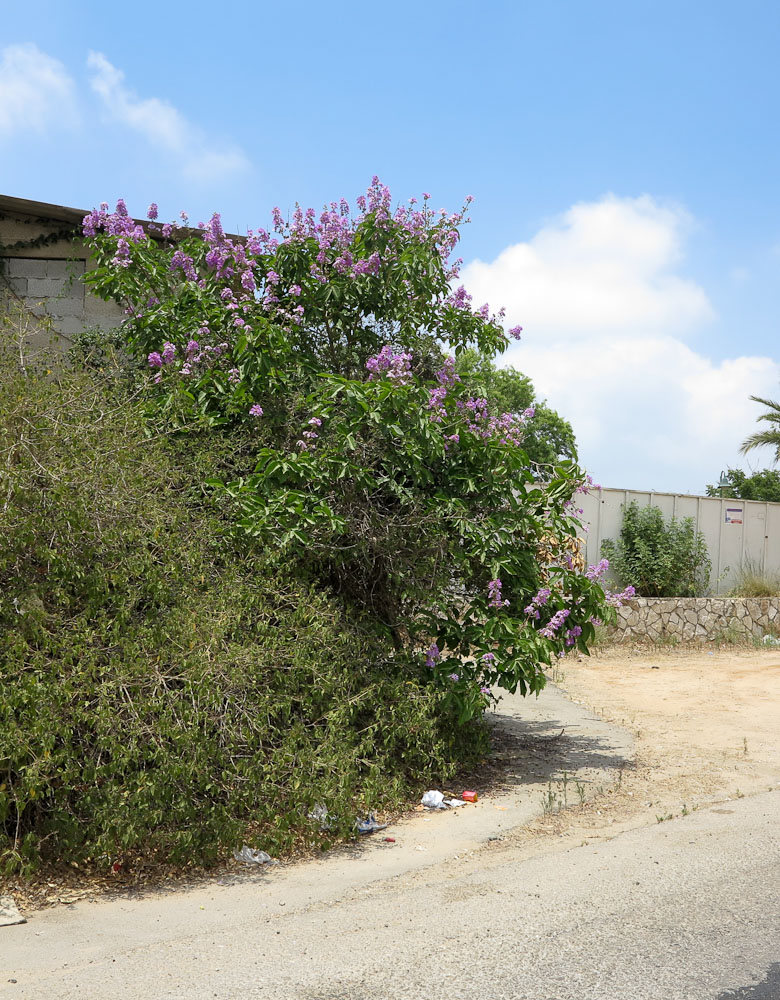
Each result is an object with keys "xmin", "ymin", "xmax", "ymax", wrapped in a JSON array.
[{"xmin": 2, "ymin": 0, "xmax": 779, "ymax": 492}]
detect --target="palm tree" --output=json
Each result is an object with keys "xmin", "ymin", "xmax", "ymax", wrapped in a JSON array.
[{"xmin": 740, "ymin": 390, "xmax": 780, "ymax": 461}]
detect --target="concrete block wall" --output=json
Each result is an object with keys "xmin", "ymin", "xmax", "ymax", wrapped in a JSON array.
[
  {"xmin": 1, "ymin": 256, "xmax": 124, "ymax": 347},
  {"xmin": 611, "ymin": 596, "xmax": 780, "ymax": 644}
]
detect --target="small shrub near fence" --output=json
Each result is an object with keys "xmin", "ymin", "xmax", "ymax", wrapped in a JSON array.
[{"xmin": 601, "ymin": 501, "xmax": 711, "ymax": 598}]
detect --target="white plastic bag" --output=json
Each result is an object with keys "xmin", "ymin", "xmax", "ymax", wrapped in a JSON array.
[
  {"xmin": 233, "ymin": 845, "xmax": 272, "ymax": 865},
  {"xmin": 421, "ymin": 790, "xmax": 467, "ymax": 810}
]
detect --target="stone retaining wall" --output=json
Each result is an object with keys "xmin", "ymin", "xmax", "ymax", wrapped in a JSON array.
[{"xmin": 612, "ymin": 596, "xmax": 780, "ymax": 643}]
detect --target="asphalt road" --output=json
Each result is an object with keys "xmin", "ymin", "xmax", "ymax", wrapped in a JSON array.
[{"xmin": 3, "ymin": 789, "xmax": 779, "ymax": 998}]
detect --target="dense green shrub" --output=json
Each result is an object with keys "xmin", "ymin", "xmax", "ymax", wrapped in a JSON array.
[
  {"xmin": 601, "ymin": 502, "xmax": 712, "ymax": 597},
  {"xmin": 0, "ymin": 326, "xmax": 484, "ymax": 874}
]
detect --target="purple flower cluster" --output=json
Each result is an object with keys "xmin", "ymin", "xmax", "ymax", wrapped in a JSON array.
[
  {"xmin": 523, "ymin": 587, "xmax": 552, "ymax": 619},
  {"xmin": 565, "ymin": 625, "xmax": 583, "ymax": 647},
  {"xmin": 148, "ymin": 336, "xmax": 230, "ymax": 381},
  {"xmin": 111, "ymin": 238, "xmax": 131, "ymax": 269},
  {"xmin": 576, "ymin": 473, "xmax": 601, "ymax": 494},
  {"xmin": 444, "ymin": 284, "xmax": 511, "ymax": 333},
  {"xmin": 604, "ymin": 585, "xmax": 636, "ymax": 607},
  {"xmin": 427, "ymin": 385, "xmax": 448, "ymax": 423},
  {"xmin": 147, "ymin": 341, "xmax": 176, "ymax": 375},
  {"xmin": 169, "ymin": 249, "xmax": 198, "ymax": 282},
  {"xmin": 85, "ymin": 181, "xmax": 529, "ymax": 357},
  {"xmin": 585, "ymin": 558, "xmax": 609, "ymax": 581},
  {"xmin": 82, "ymin": 199, "xmax": 146, "ymax": 242},
  {"xmin": 488, "ymin": 578, "xmax": 509, "ymax": 609},
  {"xmin": 365, "ymin": 345, "xmax": 413, "ymax": 384},
  {"xmin": 453, "ymin": 397, "xmax": 532, "ymax": 447},
  {"xmin": 539, "ymin": 608, "xmax": 570, "ymax": 639},
  {"xmin": 425, "ymin": 643, "xmax": 440, "ymax": 668},
  {"xmin": 180, "ymin": 338, "xmax": 229, "ymax": 376},
  {"xmin": 446, "ymin": 285, "xmax": 472, "ymax": 311},
  {"xmin": 435, "ymin": 356, "xmax": 460, "ymax": 388},
  {"xmin": 244, "ymin": 178, "xmax": 476, "ymax": 296},
  {"xmin": 297, "ymin": 416, "xmax": 323, "ymax": 452},
  {"xmin": 202, "ymin": 212, "xmax": 253, "ymax": 290},
  {"xmin": 249, "ymin": 404, "xmax": 264, "ymax": 417},
  {"xmin": 260, "ymin": 182, "xmax": 391, "ymax": 285}
]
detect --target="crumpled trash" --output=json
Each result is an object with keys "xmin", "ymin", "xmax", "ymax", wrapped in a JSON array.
[
  {"xmin": 0, "ymin": 895, "xmax": 25, "ymax": 927},
  {"xmin": 233, "ymin": 845, "xmax": 273, "ymax": 865},
  {"xmin": 308, "ymin": 803, "xmax": 333, "ymax": 830},
  {"xmin": 421, "ymin": 790, "xmax": 466, "ymax": 810},
  {"xmin": 356, "ymin": 813, "xmax": 388, "ymax": 834},
  {"xmin": 761, "ymin": 634, "xmax": 780, "ymax": 646}
]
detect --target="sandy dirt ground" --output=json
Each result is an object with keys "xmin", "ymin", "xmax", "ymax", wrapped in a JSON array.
[{"xmin": 502, "ymin": 645, "xmax": 780, "ymax": 857}]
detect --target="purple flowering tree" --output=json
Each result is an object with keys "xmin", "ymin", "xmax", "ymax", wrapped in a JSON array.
[{"xmin": 83, "ymin": 180, "xmax": 622, "ymax": 723}]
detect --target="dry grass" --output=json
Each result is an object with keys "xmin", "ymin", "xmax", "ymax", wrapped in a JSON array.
[{"xmin": 730, "ymin": 558, "xmax": 780, "ymax": 598}]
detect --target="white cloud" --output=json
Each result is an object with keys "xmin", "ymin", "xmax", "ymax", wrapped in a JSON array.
[
  {"xmin": 463, "ymin": 195, "xmax": 713, "ymax": 338},
  {"xmin": 0, "ymin": 43, "xmax": 78, "ymax": 137},
  {"xmin": 461, "ymin": 195, "xmax": 779, "ymax": 492},
  {"xmin": 87, "ymin": 51, "xmax": 249, "ymax": 182}
]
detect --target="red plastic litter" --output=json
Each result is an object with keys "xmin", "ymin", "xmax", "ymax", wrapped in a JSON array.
[
  {"xmin": 462, "ymin": 790, "xmax": 478, "ymax": 802},
  {"xmin": 383, "ymin": 837, "xmax": 396, "ymax": 843}
]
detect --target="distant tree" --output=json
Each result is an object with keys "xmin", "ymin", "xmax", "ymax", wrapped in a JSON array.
[
  {"xmin": 454, "ymin": 349, "xmax": 577, "ymax": 470},
  {"xmin": 740, "ymin": 389, "xmax": 780, "ymax": 461},
  {"xmin": 705, "ymin": 467, "xmax": 780, "ymax": 503}
]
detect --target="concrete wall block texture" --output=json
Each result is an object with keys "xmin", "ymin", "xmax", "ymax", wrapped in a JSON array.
[
  {"xmin": 44, "ymin": 260, "xmax": 76, "ymax": 279},
  {"xmin": 49, "ymin": 296, "xmax": 84, "ymax": 318},
  {"xmin": 83, "ymin": 295, "xmax": 124, "ymax": 320},
  {"xmin": 83, "ymin": 309, "xmax": 124, "ymax": 329},
  {"xmin": 26, "ymin": 277, "xmax": 67, "ymax": 297},
  {"xmin": 4, "ymin": 257, "xmax": 47, "ymax": 278},
  {"xmin": 51, "ymin": 316, "xmax": 83, "ymax": 337}
]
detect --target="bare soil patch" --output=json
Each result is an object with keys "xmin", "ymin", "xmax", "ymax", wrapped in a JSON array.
[
  {"xmin": 562, "ymin": 645, "xmax": 780, "ymax": 792},
  {"xmin": 499, "ymin": 645, "xmax": 780, "ymax": 854}
]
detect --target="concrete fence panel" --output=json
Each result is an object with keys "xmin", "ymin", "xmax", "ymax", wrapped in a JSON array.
[{"xmin": 580, "ymin": 488, "xmax": 780, "ymax": 595}]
